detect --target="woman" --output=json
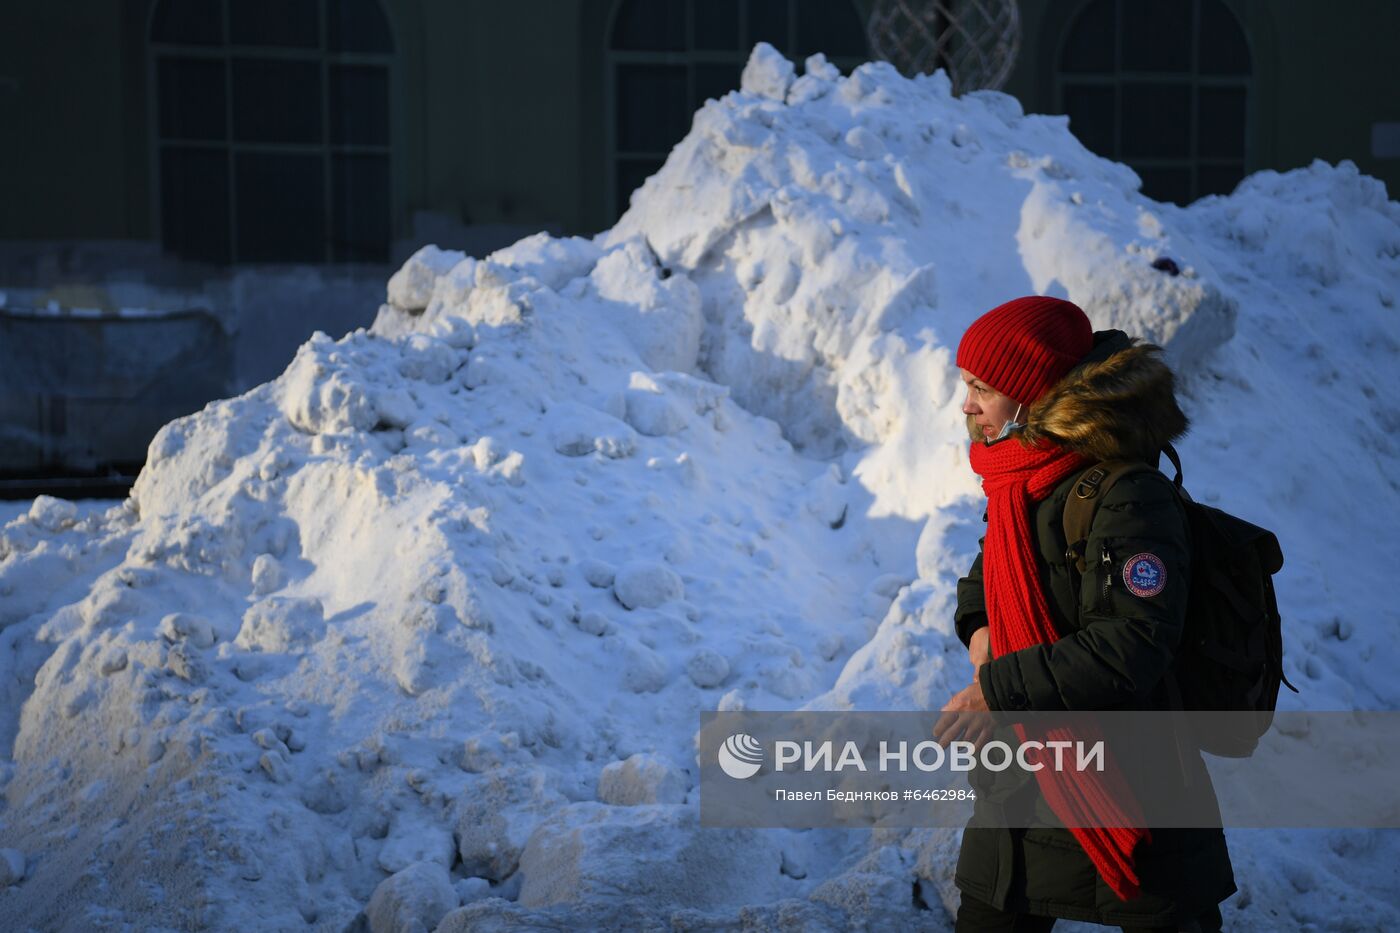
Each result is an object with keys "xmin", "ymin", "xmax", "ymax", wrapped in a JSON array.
[{"xmin": 938, "ymin": 296, "xmax": 1235, "ymax": 932}]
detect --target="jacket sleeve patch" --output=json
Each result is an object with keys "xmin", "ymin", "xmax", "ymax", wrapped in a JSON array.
[{"xmin": 1122, "ymin": 552, "xmax": 1167, "ymax": 597}]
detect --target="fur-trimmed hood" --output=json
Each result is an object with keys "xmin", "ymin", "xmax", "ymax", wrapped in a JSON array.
[{"xmin": 972, "ymin": 330, "xmax": 1189, "ymax": 462}]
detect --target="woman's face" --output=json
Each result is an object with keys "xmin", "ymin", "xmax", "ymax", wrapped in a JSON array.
[{"xmin": 959, "ymin": 369, "xmax": 1023, "ymax": 441}]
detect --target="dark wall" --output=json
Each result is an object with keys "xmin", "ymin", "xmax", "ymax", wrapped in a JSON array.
[
  {"xmin": 415, "ymin": 0, "xmax": 583, "ymax": 232},
  {"xmin": 1003, "ymin": 0, "xmax": 1400, "ymax": 201},
  {"xmin": 0, "ymin": 1, "xmax": 151, "ymax": 240},
  {"xmin": 1, "ymin": 0, "xmax": 1395, "ymax": 254}
]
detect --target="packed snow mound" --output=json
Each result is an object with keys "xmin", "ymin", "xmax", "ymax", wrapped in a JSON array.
[
  {"xmin": 2, "ymin": 43, "xmax": 1399, "ymax": 931},
  {"xmin": 608, "ymin": 43, "xmax": 1240, "ymax": 465}
]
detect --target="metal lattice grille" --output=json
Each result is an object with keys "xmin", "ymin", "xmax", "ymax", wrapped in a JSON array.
[{"xmin": 866, "ymin": 0, "xmax": 1021, "ymax": 94}]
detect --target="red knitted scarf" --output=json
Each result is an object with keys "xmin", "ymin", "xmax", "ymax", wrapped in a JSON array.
[{"xmin": 969, "ymin": 437, "xmax": 1150, "ymax": 901}]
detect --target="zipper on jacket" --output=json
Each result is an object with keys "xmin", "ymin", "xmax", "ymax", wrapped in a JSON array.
[{"xmin": 1100, "ymin": 545, "xmax": 1115, "ymax": 605}]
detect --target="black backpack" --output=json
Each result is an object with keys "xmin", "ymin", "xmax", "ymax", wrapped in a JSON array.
[{"xmin": 1062, "ymin": 444, "xmax": 1298, "ymax": 757}]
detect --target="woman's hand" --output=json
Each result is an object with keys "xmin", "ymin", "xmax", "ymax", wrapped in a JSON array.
[
  {"xmin": 932, "ymin": 626, "xmax": 994, "ymax": 749},
  {"xmin": 933, "ymin": 663, "xmax": 995, "ymax": 750}
]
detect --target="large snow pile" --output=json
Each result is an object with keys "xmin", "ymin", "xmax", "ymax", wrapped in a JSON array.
[{"xmin": 2, "ymin": 44, "xmax": 1398, "ymax": 931}]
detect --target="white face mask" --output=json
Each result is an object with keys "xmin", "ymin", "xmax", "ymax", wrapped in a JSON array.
[{"xmin": 986, "ymin": 403, "xmax": 1026, "ymax": 444}]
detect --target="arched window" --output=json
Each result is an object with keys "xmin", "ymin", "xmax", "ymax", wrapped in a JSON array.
[
  {"xmin": 605, "ymin": 0, "xmax": 868, "ymax": 221},
  {"xmin": 149, "ymin": 0, "xmax": 395, "ymax": 264},
  {"xmin": 1056, "ymin": 0, "xmax": 1251, "ymax": 205}
]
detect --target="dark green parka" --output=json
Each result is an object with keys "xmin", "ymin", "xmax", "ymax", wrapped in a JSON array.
[{"xmin": 951, "ymin": 332, "xmax": 1235, "ymax": 927}]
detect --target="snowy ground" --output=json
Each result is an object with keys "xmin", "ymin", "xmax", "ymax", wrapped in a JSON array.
[
  {"xmin": 1, "ymin": 44, "xmax": 1398, "ymax": 931},
  {"xmin": 0, "ymin": 500, "xmax": 116, "ymax": 527}
]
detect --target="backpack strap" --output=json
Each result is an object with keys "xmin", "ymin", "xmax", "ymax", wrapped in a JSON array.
[
  {"xmin": 1162, "ymin": 441, "xmax": 1184, "ymax": 488},
  {"xmin": 1062, "ymin": 459, "xmax": 1155, "ymax": 574}
]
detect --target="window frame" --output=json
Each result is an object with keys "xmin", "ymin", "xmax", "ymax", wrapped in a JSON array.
[
  {"xmin": 147, "ymin": 0, "xmax": 397, "ymax": 264},
  {"xmin": 603, "ymin": 0, "xmax": 868, "ymax": 223},
  {"xmin": 1053, "ymin": 0, "xmax": 1253, "ymax": 205}
]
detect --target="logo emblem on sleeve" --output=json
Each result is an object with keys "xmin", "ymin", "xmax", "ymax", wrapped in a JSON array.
[{"xmin": 1123, "ymin": 553, "xmax": 1167, "ymax": 597}]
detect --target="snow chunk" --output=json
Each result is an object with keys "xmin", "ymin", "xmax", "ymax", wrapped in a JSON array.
[
  {"xmin": 377, "ymin": 811, "xmax": 455, "ymax": 873},
  {"xmin": 619, "ymin": 639, "xmax": 669, "ymax": 694},
  {"xmin": 758, "ymin": 660, "xmax": 814, "ymax": 700},
  {"xmin": 365, "ymin": 861, "xmax": 457, "ymax": 933},
  {"xmin": 374, "ymin": 386, "xmax": 419, "ymax": 430},
  {"xmin": 623, "ymin": 385, "xmax": 686, "ymax": 437},
  {"xmin": 404, "ymin": 418, "xmax": 459, "ymax": 449},
  {"xmin": 965, "ymin": 88, "xmax": 1024, "ymax": 126},
  {"xmin": 454, "ymin": 768, "xmax": 566, "ymax": 882},
  {"xmin": 387, "ymin": 245, "xmax": 464, "ymax": 312},
  {"xmin": 0, "ymin": 848, "xmax": 25, "ymax": 888},
  {"xmin": 250, "ymin": 553, "xmax": 284, "ymax": 595},
  {"xmin": 398, "ymin": 334, "xmax": 459, "ymax": 383},
  {"xmin": 804, "ymin": 463, "xmax": 848, "ymax": 528},
  {"xmin": 576, "ymin": 611, "xmax": 612, "ymax": 637},
  {"xmin": 588, "ymin": 239, "xmax": 703, "ymax": 373},
  {"xmin": 741, "ymin": 42, "xmax": 794, "ymax": 102},
  {"xmin": 453, "ymin": 876, "xmax": 492, "ymax": 906},
  {"xmin": 457, "ymin": 731, "xmax": 527, "ymax": 774},
  {"xmin": 27, "ymin": 495, "xmax": 77, "ymax": 532},
  {"xmin": 788, "ymin": 53, "xmax": 841, "ymax": 104},
  {"xmin": 300, "ymin": 770, "xmax": 351, "ymax": 815},
  {"xmin": 685, "ymin": 648, "xmax": 730, "ymax": 688},
  {"xmin": 597, "ymin": 753, "xmax": 687, "ymax": 806},
  {"xmin": 157, "ymin": 612, "xmax": 217, "ymax": 649},
  {"xmin": 485, "ymin": 231, "xmax": 603, "ymax": 291},
  {"xmin": 166, "ymin": 641, "xmax": 206, "ymax": 682},
  {"xmin": 99, "ymin": 647, "xmax": 129, "ymax": 675},
  {"xmin": 547, "ymin": 402, "xmax": 637, "ymax": 459},
  {"xmin": 280, "ymin": 343, "xmax": 377, "ymax": 434},
  {"xmin": 613, "ymin": 561, "xmax": 684, "ymax": 610},
  {"xmin": 817, "ymin": 633, "xmax": 844, "ymax": 661},
  {"xmin": 845, "ymin": 126, "xmax": 885, "ymax": 160},
  {"xmin": 235, "ymin": 596, "xmax": 326, "ymax": 652},
  {"xmin": 578, "ymin": 559, "xmax": 616, "ymax": 588},
  {"xmin": 517, "ymin": 803, "xmax": 785, "ymax": 909}
]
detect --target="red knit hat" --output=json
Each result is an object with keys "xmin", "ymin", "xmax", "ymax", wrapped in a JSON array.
[{"xmin": 956, "ymin": 296, "xmax": 1093, "ymax": 406}]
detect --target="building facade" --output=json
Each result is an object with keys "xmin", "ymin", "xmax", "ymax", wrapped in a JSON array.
[
  {"xmin": 2, "ymin": 0, "xmax": 1396, "ymax": 268},
  {"xmin": 1, "ymin": 0, "xmax": 1396, "ymax": 486}
]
